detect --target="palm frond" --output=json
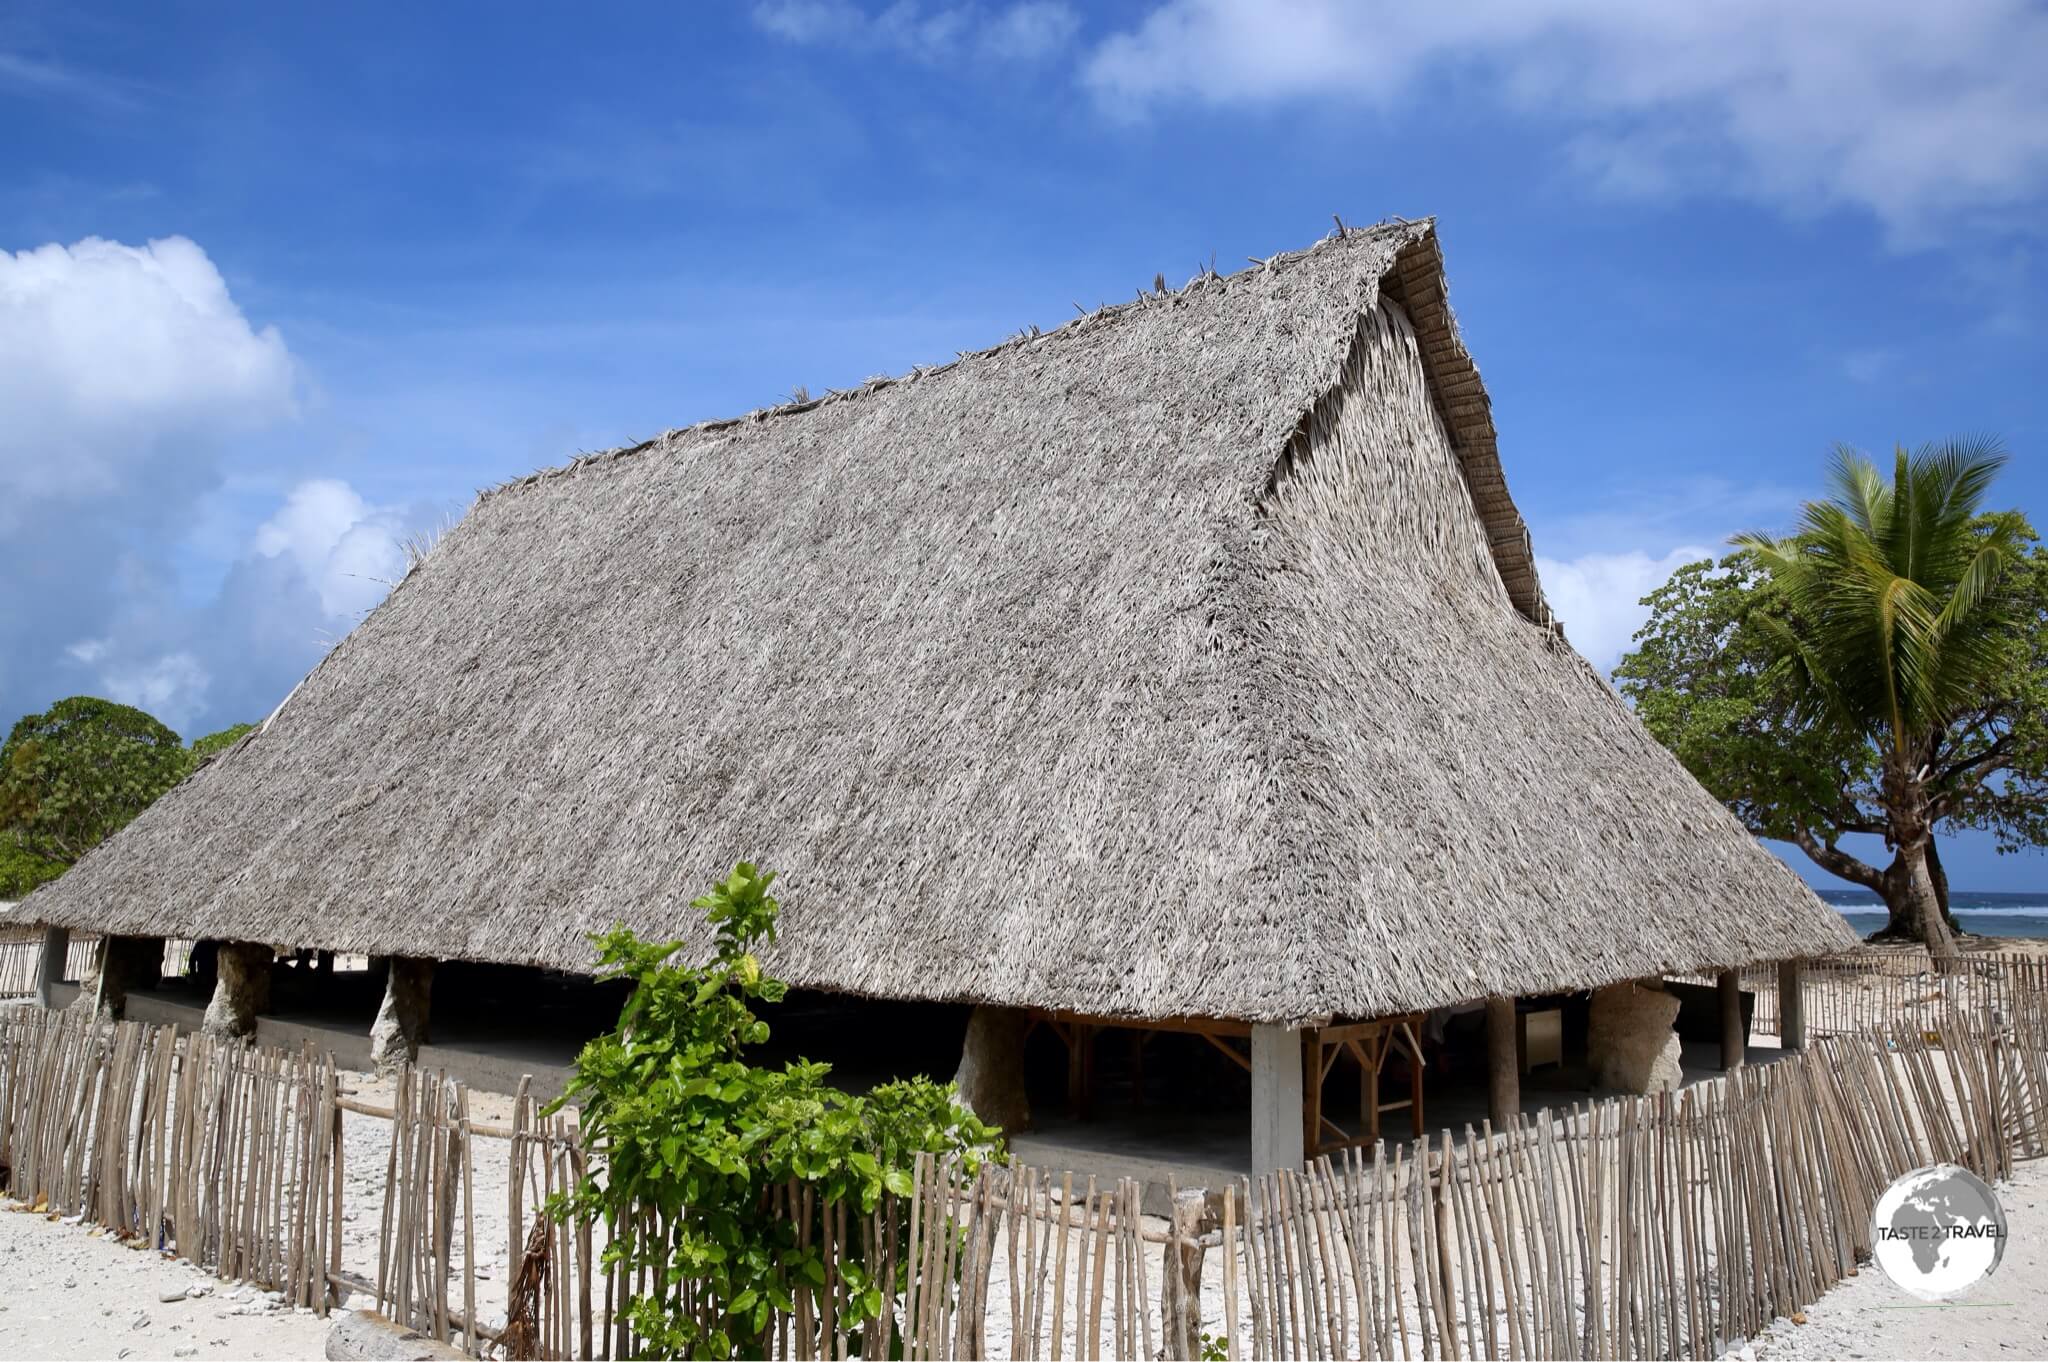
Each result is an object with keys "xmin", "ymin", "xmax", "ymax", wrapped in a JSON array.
[
  {"xmin": 1744, "ymin": 435, "xmax": 2019, "ymax": 758},
  {"xmin": 1933, "ymin": 543, "xmax": 2009, "ymax": 642},
  {"xmin": 1827, "ymin": 444, "xmax": 1887, "ymax": 537}
]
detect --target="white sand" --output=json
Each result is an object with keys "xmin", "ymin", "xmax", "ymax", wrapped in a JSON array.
[
  {"xmin": 0, "ymin": 1200, "xmax": 331, "ymax": 1360},
  {"xmin": 1751, "ymin": 1158, "xmax": 2048, "ymax": 1361}
]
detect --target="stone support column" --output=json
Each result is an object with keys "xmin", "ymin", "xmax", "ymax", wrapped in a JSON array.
[
  {"xmin": 951, "ymin": 1004, "xmax": 1032, "ymax": 1133},
  {"xmin": 1250, "ymin": 1023, "xmax": 1305, "ymax": 1175},
  {"xmin": 370, "ymin": 957, "xmax": 435, "ymax": 1071},
  {"xmin": 203, "ymin": 942, "xmax": 273, "ymax": 1040},
  {"xmin": 1588, "ymin": 981, "xmax": 1683, "ymax": 1094}
]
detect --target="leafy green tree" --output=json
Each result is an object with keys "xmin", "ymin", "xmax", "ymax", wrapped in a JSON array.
[
  {"xmin": 549, "ymin": 863, "xmax": 998, "ymax": 1359},
  {"xmin": 1620, "ymin": 442, "xmax": 2045, "ymax": 956},
  {"xmin": 189, "ymin": 722, "xmax": 256, "ymax": 762},
  {"xmin": 0, "ymin": 697, "xmax": 193, "ymax": 878},
  {"xmin": 0, "ymin": 840, "xmax": 65, "ymax": 899}
]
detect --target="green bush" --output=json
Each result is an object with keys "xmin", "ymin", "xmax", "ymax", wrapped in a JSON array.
[{"xmin": 549, "ymin": 863, "xmax": 1000, "ymax": 1358}]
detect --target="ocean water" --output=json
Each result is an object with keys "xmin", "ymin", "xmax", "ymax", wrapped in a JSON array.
[{"xmin": 1817, "ymin": 888, "xmax": 2048, "ymax": 941}]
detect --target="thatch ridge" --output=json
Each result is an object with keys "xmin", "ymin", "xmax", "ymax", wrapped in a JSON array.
[
  {"xmin": 473, "ymin": 218, "xmax": 1554, "ymax": 632},
  {"xmin": 21, "ymin": 217, "xmax": 1853, "ymax": 1021}
]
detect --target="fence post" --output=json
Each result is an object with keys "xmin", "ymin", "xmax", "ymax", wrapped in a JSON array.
[{"xmin": 1162, "ymin": 1186, "xmax": 1207, "ymax": 1362}]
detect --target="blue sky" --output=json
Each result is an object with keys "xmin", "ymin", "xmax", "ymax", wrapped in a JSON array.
[{"xmin": 3, "ymin": 2, "xmax": 2045, "ymax": 890}]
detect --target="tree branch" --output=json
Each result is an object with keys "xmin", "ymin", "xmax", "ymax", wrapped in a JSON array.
[
  {"xmin": 1930, "ymin": 735, "xmax": 2019, "ymax": 822},
  {"xmin": 1788, "ymin": 825, "xmax": 1885, "ymax": 891},
  {"xmin": 1934, "ymin": 732, "xmax": 2013, "ymax": 791}
]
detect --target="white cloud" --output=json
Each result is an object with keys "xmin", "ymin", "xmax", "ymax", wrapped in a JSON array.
[
  {"xmin": 253, "ymin": 478, "xmax": 412, "ymax": 621},
  {"xmin": 0, "ymin": 234, "xmax": 423, "ymax": 738},
  {"xmin": 96, "ymin": 652, "xmax": 211, "ymax": 734},
  {"xmin": 1083, "ymin": 0, "xmax": 2048, "ymax": 241},
  {"xmin": 1538, "ymin": 545, "xmax": 1713, "ymax": 676},
  {"xmin": 753, "ymin": 1, "xmax": 1078, "ymax": 63},
  {"xmin": 0, "ymin": 236, "xmax": 296, "ymax": 512},
  {"xmin": 979, "ymin": 2, "xmax": 1079, "ymax": 60}
]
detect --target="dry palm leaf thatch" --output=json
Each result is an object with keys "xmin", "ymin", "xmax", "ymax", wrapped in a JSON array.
[{"xmin": 20, "ymin": 219, "xmax": 1852, "ymax": 1022}]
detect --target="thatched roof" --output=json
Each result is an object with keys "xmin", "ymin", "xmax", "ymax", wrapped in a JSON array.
[{"xmin": 23, "ymin": 219, "xmax": 1853, "ymax": 1023}]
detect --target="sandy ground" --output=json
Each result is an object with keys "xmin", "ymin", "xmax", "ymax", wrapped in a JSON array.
[
  {"xmin": 0, "ymin": 1199, "xmax": 332, "ymax": 1360},
  {"xmin": 1749, "ymin": 1157, "xmax": 2048, "ymax": 1362}
]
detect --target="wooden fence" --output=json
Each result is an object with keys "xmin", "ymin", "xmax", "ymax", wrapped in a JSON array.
[
  {"xmin": 2, "ymin": 959, "xmax": 2045, "ymax": 1360},
  {"xmin": 0, "ymin": 933, "xmax": 371, "ymax": 1000},
  {"xmin": 0, "ymin": 933, "xmax": 99, "ymax": 998},
  {"xmin": 448, "ymin": 995, "xmax": 2043, "ymax": 1360},
  {"xmin": 1716, "ymin": 950, "xmax": 2048, "ymax": 1040},
  {"xmin": 0, "ymin": 1008, "xmax": 342, "ymax": 1311}
]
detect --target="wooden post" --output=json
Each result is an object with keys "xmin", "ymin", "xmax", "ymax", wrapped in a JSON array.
[
  {"xmin": 1718, "ymin": 970, "xmax": 1745, "ymax": 1070},
  {"xmin": 33, "ymin": 926, "xmax": 69, "ymax": 1009},
  {"xmin": 1778, "ymin": 960, "xmax": 1805, "ymax": 1051},
  {"xmin": 1065, "ymin": 1022, "xmax": 1095, "ymax": 1119},
  {"xmin": 1251, "ymin": 1024, "xmax": 1305, "ymax": 1174},
  {"xmin": 1486, "ymin": 996, "xmax": 1520, "ymax": 1125},
  {"xmin": 1161, "ymin": 1186, "xmax": 1207, "ymax": 1361}
]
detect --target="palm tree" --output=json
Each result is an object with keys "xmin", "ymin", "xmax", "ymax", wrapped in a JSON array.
[{"xmin": 1736, "ymin": 439, "xmax": 2025, "ymax": 959}]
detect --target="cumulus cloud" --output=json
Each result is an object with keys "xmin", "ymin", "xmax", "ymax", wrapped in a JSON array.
[
  {"xmin": 96, "ymin": 653, "xmax": 212, "ymax": 734},
  {"xmin": 0, "ymin": 236, "xmax": 296, "ymax": 513},
  {"xmin": 49, "ymin": 477, "xmax": 417, "ymax": 733},
  {"xmin": 0, "ymin": 234, "xmax": 421, "ymax": 739},
  {"xmin": 1082, "ymin": 0, "xmax": 2048, "ymax": 241},
  {"xmin": 252, "ymin": 479, "xmax": 413, "ymax": 621},
  {"xmin": 1538, "ymin": 545, "xmax": 1713, "ymax": 677},
  {"xmin": 753, "ymin": 1, "xmax": 1079, "ymax": 63}
]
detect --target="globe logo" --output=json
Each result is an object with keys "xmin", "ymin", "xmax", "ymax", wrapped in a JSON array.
[{"xmin": 1869, "ymin": 1163, "xmax": 2008, "ymax": 1300}]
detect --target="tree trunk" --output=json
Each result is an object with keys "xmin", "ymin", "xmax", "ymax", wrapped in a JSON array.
[
  {"xmin": 1926, "ymin": 835, "xmax": 1963, "ymax": 936},
  {"xmin": 1880, "ymin": 834, "xmax": 1963, "ymax": 939},
  {"xmin": 1887, "ymin": 844, "xmax": 1957, "ymax": 959},
  {"xmin": 1879, "ymin": 756, "xmax": 1959, "ymax": 959}
]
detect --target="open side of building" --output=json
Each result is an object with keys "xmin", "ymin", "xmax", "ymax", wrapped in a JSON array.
[{"xmin": 17, "ymin": 218, "xmax": 1857, "ymax": 1174}]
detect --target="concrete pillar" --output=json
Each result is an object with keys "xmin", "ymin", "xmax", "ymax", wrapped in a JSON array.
[
  {"xmin": 203, "ymin": 942, "xmax": 273, "ymax": 1040},
  {"xmin": 1250, "ymin": 1023, "xmax": 1305, "ymax": 1175},
  {"xmin": 1778, "ymin": 959, "xmax": 1806, "ymax": 1052},
  {"xmin": 1718, "ymin": 969, "xmax": 1745, "ymax": 1071},
  {"xmin": 951, "ymin": 1005, "xmax": 1032, "ymax": 1133},
  {"xmin": 74, "ymin": 934, "xmax": 165, "ymax": 1019},
  {"xmin": 370, "ymin": 957, "xmax": 434, "ymax": 1071},
  {"xmin": 1485, "ymin": 996, "xmax": 1520, "ymax": 1126},
  {"xmin": 33, "ymin": 926, "xmax": 69, "ymax": 1010}
]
